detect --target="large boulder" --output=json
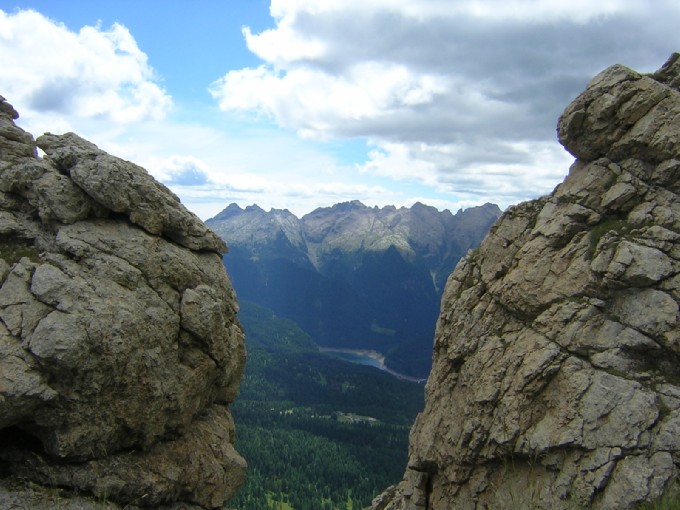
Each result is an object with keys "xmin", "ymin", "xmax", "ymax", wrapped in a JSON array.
[
  {"xmin": 372, "ymin": 54, "xmax": 680, "ymax": 509},
  {"xmin": 0, "ymin": 96, "xmax": 246, "ymax": 509}
]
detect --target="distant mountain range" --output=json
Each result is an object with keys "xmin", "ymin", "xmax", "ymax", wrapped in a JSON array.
[{"xmin": 207, "ymin": 201, "xmax": 501, "ymax": 377}]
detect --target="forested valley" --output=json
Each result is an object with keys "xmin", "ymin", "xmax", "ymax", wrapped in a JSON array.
[{"xmin": 228, "ymin": 301, "xmax": 425, "ymax": 510}]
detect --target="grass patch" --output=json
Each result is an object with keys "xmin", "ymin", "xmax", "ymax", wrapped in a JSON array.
[
  {"xmin": 466, "ymin": 247, "xmax": 481, "ymax": 264},
  {"xmin": 637, "ymin": 483, "xmax": 680, "ymax": 510},
  {"xmin": 587, "ymin": 217, "xmax": 632, "ymax": 258},
  {"xmin": 638, "ymin": 499, "xmax": 680, "ymax": 510},
  {"xmin": 0, "ymin": 239, "xmax": 40, "ymax": 265}
]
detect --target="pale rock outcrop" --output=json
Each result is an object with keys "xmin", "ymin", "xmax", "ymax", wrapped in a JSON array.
[
  {"xmin": 373, "ymin": 54, "xmax": 680, "ymax": 509},
  {"xmin": 0, "ymin": 95, "xmax": 246, "ymax": 509}
]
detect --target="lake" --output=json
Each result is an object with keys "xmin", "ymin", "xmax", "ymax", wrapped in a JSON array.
[
  {"xmin": 323, "ymin": 350, "xmax": 385, "ymax": 370},
  {"xmin": 319, "ymin": 347, "xmax": 425, "ymax": 383}
]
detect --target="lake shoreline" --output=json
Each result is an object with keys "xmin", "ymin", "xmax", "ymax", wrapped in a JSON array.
[{"xmin": 318, "ymin": 347, "xmax": 426, "ymax": 383}]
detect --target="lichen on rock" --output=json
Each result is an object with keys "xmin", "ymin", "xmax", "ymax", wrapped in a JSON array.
[
  {"xmin": 373, "ymin": 54, "xmax": 680, "ymax": 509},
  {"xmin": 0, "ymin": 95, "xmax": 246, "ymax": 509}
]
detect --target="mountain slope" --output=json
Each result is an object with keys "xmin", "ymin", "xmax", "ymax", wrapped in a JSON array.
[{"xmin": 207, "ymin": 201, "xmax": 500, "ymax": 377}]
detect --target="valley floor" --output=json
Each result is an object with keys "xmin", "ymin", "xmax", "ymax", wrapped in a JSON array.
[{"xmin": 228, "ymin": 348, "xmax": 425, "ymax": 510}]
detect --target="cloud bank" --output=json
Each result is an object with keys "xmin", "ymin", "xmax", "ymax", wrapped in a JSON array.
[
  {"xmin": 210, "ymin": 0, "xmax": 680, "ymax": 207},
  {"xmin": 1, "ymin": 2, "xmax": 678, "ymax": 218}
]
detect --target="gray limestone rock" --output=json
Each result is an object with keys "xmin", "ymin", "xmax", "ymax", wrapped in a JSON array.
[
  {"xmin": 373, "ymin": 55, "xmax": 680, "ymax": 509},
  {"xmin": 0, "ymin": 100, "xmax": 246, "ymax": 508},
  {"xmin": 0, "ymin": 95, "xmax": 36, "ymax": 161},
  {"xmin": 37, "ymin": 132, "xmax": 226, "ymax": 253}
]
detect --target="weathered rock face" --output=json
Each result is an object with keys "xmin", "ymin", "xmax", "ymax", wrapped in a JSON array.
[
  {"xmin": 0, "ymin": 96, "xmax": 246, "ymax": 509},
  {"xmin": 373, "ymin": 55, "xmax": 680, "ymax": 509}
]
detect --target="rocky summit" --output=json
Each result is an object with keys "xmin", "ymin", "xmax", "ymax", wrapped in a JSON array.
[
  {"xmin": 0, "ymin": 96, "xmax": 246, "ymax": 509},
  {"xmin": 372, "ymin": 55, "xmax": 680, "ymax": 509}
]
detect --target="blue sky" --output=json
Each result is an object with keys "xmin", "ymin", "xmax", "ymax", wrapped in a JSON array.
[{"xmin": 1, "ymin": 1, "xmax": 679, "ymax": 219}]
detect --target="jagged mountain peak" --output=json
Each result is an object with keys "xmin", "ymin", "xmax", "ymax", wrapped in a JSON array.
[
  {"xmin": 210, "ymin": 202, "xmax": 248, "ymax": 221},
  {"xmin": 212, "ymin": 202, "xmax": 296, "ymax": 218},
  {"xmin": 208, "ymin": 201, "xmax": 501, "ymax": 265},
  {"xmin": 207, "ymin": 202, "xmax": 305, "ymax": 251},
  {"xmin": 208, "ymin": 200, "xmax": 500, "ymax": 377}
]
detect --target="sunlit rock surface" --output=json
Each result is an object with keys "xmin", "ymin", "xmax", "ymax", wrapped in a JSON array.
[
  {"xmin": 0, "ymin": 96, "xmax": 246, "ymax": 509},
  {"xmin": 372, "ymin": 54, "xmax": 680, "ymax": 509}
]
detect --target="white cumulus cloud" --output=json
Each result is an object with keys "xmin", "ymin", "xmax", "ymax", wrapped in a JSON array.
[{"xmin": 0, "ymin": 9, "xmax": 171, "ymax": 132}]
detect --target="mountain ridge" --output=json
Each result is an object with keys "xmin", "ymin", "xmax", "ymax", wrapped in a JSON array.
[
  {"xmin": 208, "ymin": 200, "xmax": 501, "ymax": 286},
  {"xmin": 207, "ymin": 200, "xmax": 501, "ymax": 377}
]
